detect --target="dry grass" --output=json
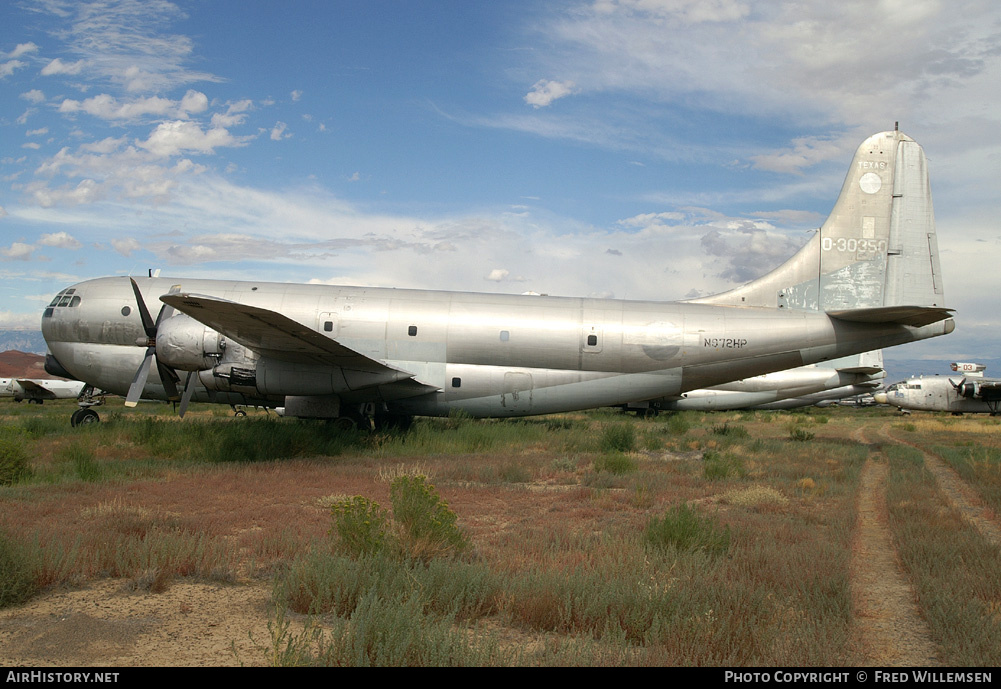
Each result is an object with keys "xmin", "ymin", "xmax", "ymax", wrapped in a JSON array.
[{"xmin": 2, "ymin": 400, "xmax": 999, "ymax": 665}]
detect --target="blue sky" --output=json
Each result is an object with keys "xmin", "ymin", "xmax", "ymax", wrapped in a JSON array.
[{"xmin": 2, "ymin": 0, "xmax": 1000, "ymax": 367}]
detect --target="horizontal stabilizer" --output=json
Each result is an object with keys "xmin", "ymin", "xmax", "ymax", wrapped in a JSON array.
[
  {"xmin": 835, "ymin": 364, "xmax": 885, "ymax": 375},
  {"xmin": 826, "ymin": 305, "xmax": 954, "ymax": 328}
]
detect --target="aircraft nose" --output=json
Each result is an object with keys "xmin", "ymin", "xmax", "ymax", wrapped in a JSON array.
[{"xmin": 873, "ymin": 392, "xmax": 888, "ymax": 404}]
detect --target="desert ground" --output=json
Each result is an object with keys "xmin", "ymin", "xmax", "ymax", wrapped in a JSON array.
[{"xmin": 2, "ymin": 399, "xmax": 999, "ymax": 666}]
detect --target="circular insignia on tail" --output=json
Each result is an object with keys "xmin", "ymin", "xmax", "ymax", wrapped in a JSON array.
[{"xmin": 859, "ymin": 172, "xmax": 882, "ymax": 194}]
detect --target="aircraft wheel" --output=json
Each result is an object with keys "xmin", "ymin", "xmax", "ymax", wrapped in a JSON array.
[
  {"xmin": 71, "ymin": 408, "xmax": 100, "ymax": 427},
  {"xmin": 234, "ymin": 409, "xmax": 247, "ymax": 417},
  {"xmin": 332, "ymin": 416, "xmax": 356, "ymax": 431}
]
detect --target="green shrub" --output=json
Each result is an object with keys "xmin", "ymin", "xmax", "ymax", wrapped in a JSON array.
[
  {"xmin": 390, "ymin": 475, "xmax": 469, "ymax": 559},
  {"xmin": 645, "ymin": 504, "xmax": 731, "ymax": 555},
  {"xmin": 0, "ymin": 532, "xmax": 38, "ymax": 608},
  {"xmin": 594, "ymin": 452, "xmax": 638, "ymax": 475},
  {"xmin": 788, "ymin": 426, "xmax": 815, "ymax": 442},
  {"xmin": 666, "ymin": 413, "xmax": 690, "ymax": 436},
  {"xmin": 601, "ymin": 424, "xmax": 636, "ymax": 453},
  {"xmin": 0, "ymin": 426, "xmax": 32, "ymax": 485},
  {"xmin": 702, "ymin": 449, "xmax": 745, "ymax": 480},
  {"xmin": 58, "ymin": 443, "xmax": 102, "ymax": 482},
  {"xmin": 330, "ymin": 496, "xmax": 390, "ymax": 557},
  {"xmin": 710, "ymin": 423, "xmax": 749, "ymax": 438}
]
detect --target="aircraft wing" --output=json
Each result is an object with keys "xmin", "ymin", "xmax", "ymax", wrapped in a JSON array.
[
  {"xmin": 827, "ymin": 305, "xmax": 954, "ymax": 328},
  {"xmin": 972, "ymin": 380, "xmax": 1001, "ymax": 400},
  {"xmin": 159, "ymin": 293, "xmax": 436, "ymax": 389},
  {"xmin": 15, "ymin": 379, "xmax": 57, "ymax": 398}
]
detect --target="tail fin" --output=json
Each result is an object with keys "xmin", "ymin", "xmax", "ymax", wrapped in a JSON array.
[{"xmin": 689, "ymin": 130, "xmax": 946, "ymax": 313}]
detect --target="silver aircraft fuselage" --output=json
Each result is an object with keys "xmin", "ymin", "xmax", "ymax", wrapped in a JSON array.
[{"xmin": 42, "ymin": 275, "xmax": 951, "ymax": 418}]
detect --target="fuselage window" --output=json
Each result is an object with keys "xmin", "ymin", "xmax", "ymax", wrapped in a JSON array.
[
  {"xmin": 500, "ymin": 330, "xmax": 510, "ymax": 342},
  {"xmin": 122, "ymin": 306, "xmax": 131, "ymax": 317},
  {"xmin": 451, "ymin": 377, "xmax": 461, "ymax": 388},
  {"xmin": 587, "ymin": 334, "xmax": 598, "ymax": 346},
  {"xmin": 324, "ymin": 321, "xmax": 333, "ymax": 332},
  {"xmin": 408, "ymin": 325, "xmax": 418, "ymax": 337}
]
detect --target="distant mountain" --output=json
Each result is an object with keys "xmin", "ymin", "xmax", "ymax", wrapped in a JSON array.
[
  {"xmin": 0, "ymin": 330, "xmax": 47, "ymax": 355},
  {"xmin": 0, "ymin": 350, "xmax": 52, "ymax": 379}
]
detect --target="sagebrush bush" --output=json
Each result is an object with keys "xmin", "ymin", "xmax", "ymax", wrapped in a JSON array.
[
  {"xmin": 0, "ymin": 426, "xmax": 31, "ymax": 485},
  {"xmin": 788, "ymin": 426, "xmax": 815, "ymax": 442},
  {"xmin": 601, "ymin": 424, "xmax": 636, "ymax": 453},
  {"xmin": 645, "ymin": 504, "xmax": 730, "ymax": 555},
  {"xmin": 330, "ymin": 496, "xmax": 390, "ymax": 557},
  {"xmin": 702, "ymin": 449, "xmax": 745, "ymax": 480},
  {"xmin": 594, "ymin": 452, "xmax": 637, "ymax": 475},
  {"xmin": 390, "ymin": 474, "xmax": 469, "ymax": 559},
  {"xmin": 0, "ymin": 532, "xmax": 38, "ymax": 608}
]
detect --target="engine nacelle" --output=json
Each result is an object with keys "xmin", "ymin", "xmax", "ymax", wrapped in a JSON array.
[
  {"xmin": 958, "ymin": 380, "xmax": 981, "ymax": 399},
  {"xmin": 156, "ymin": 314, "xmax": 224, "ymax": 371}
]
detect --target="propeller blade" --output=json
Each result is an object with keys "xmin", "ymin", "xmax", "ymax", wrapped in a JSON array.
[
  {"xmin": 125, "ymin": 347, "xmax": 154, "ymax": 407},
  {"xmin": 129, "ymin": 278, "xmax": 156, "ymax": 339},
  {"xmin": 156, "ymin": 358, "xmax": 181, "ymax": 401},
  {"xmin": 178, "ymin": 372, "xmax": 197, "ymax": 418}
]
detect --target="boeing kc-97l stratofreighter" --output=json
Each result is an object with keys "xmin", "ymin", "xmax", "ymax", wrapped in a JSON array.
[{"xmin": 41, "ymin": 130, "xmax": 954, "ymax": 428}]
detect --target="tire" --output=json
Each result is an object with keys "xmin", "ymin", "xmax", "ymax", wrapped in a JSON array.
[{"xmin": 71, "ymin": 408, "xmax": 100, "ymax": 426}]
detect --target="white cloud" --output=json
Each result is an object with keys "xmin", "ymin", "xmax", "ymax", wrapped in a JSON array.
[
  {"xmin": 38, "ymin": 232, "xmax": 83, "ymax": 249},
  {"xmin": 270, "ymin": 121, "xmax": 290, "ymax": 141},
  {"xmin": 8, "ymin": 43, "xmax": 39, "ymax": 59},
  {"xmin": 211, "ymin": 100, "xmax": 254, "ymax": 128},
  {"xmin": 26, "ymin": 128, "xmax": 49, "ymax": 137},
  {"xmin": 0, "ymin": 60, "xmax": 26, "ymax": 79},
  {"xmin": 524, "ymin": 79, "xmax": 577, "ymax": 108},
  {"xmin": 59, "ymin": 90, "xmax": 208, "ymax": 121},
  {"xmin": 111, "ymin": 237, "xmax": 141, "ymax": 257},
  {"xmin": 1, "ymin": 242, "xmax": 35, "ymax": 261},
  {"xmin": 41, "ymin": 58, "xmax": 86, "ymax": 76},
  {"xmin": 29, "ymin": 179, "xmax": 102, "ymax": 207},
  {"xmin": 20, "ymin": 89, "xmax": 45, "ymax": 104},
  {"xmin": 138, "ymin": 120, "xmax": 252, "ymax": 157}
]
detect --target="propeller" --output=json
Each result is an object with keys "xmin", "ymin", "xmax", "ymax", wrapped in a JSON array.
[
  {"xmin": 125, "ymin": 278, "xmax": 181, "ymax": 407},
  {"xmin": 178, "ymin": 371, "xmax": 197, "ymax": 418}
]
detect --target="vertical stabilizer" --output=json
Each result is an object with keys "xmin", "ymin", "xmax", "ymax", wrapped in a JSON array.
[{"xmin": 689, "ymin": 131, "xmax": 945, "ymax": 312}]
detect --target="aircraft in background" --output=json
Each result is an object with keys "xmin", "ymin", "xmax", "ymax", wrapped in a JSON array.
[
  {"xmin": 625, "ymin": 350, "xmax": 884, "ymax": 413},
  {"xmin": 42, "ymin": 130, "xmax": 953, "ymax": 427},
  {"xmin": 875, "ymin": 363, "xmax": 1001, "ymax": 415},
  {"xmin": 0, "ymin": 377, "xmax": 86, "ymax": 404}
]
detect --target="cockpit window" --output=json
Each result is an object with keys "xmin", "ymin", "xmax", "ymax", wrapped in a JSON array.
[{"xmin": 45, "ymin": 288, "xmax": 82, "ymax": 312}]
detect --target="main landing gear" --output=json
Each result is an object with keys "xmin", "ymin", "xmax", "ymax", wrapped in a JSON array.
[
  {"xmin": 70, "ymin": 407, "xmax": 100, "ymax": 426},
  {"xmin": 69, "ymin": 385, "xmax": 103, "ymax": 427}
]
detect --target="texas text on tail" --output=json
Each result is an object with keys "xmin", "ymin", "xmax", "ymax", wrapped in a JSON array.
[{"xmin": 42, "ymin": 130, "xmax": 953, "ymax": 427}]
